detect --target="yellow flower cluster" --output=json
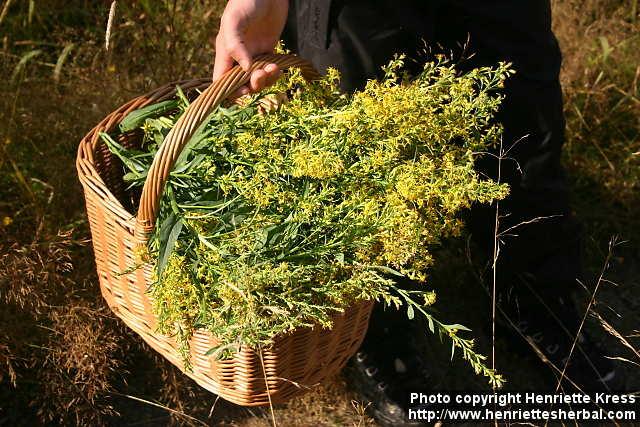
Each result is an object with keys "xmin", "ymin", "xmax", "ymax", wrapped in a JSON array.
[{"xmin": 291, "ymin": 146, "xmax": 344, "ymax": 179}]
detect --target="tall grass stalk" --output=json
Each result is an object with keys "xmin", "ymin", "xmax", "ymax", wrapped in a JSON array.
[{"xmin": 105, "ymin": 1, "xmax": 116, "ymax": 51}]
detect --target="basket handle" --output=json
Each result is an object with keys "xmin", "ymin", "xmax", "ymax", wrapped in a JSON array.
[{"xmin": 134, "ymin": 53, "xmax": 319, "ymax": 244}]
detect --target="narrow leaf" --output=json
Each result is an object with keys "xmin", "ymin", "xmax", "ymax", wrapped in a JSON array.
[
  {"xmin": 156, "ymin": 214, "xmax": 183, "ymax": 277},
  {"xmin": 119, "ymin": 100, "xmax": 180, "ymax": 133},
  {"xmin": 407, "ymin": 305, "xmax": 415, "ymax": 320}
]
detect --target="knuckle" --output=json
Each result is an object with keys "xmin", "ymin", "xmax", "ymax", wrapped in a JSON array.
[{"xmin": 228, "ymin": 43, "xmax": 247, "ymax": 59}]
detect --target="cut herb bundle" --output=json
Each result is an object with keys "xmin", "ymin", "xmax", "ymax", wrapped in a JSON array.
[{"xmin": 103, "ymin": 57, "xmax": 511, "ymax": 386}]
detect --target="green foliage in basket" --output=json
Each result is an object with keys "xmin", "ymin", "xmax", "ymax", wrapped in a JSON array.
[{"xmin": 102, "ymin": 57, "xmax": 512, "ymax": 387}]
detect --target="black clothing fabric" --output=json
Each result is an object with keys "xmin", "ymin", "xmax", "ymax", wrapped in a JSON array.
[
  {"xmin": 283, "ymin": 0, "xmax": 582, "ymax": 295},
  {"xmin": 284, "ymin": 1, "xmax": 562, "ymax": 89}
]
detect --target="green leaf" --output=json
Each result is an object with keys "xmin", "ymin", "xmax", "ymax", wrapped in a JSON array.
[
  {"xmin": 407, "ymin": 305, "xmax": 415, "ymax": 320},
  {"xmin": 175, "ymin": 122, "xmax": 211, "ymax": 166},
  {"xmin": 427, "ymin": 316, "xmax": 435, "ymax": 333},
  {"xmin": 178, "ymin": 199, "xmax": 226, "ymax": 210},
  {"xmin": 53, "ymin": 43, "xmax": 75, "ymax": 82},
  {"xmin": 175, "ymin": 86, "xmax": 190, "ymax": 109},
  {"xmin": 118, "ymin": 100, "xmax": 180, "ymax": 133},
  {"xmin": 197, "ymin": 234, "xmax": 217, "ymax": 251},
  {"xmin": 166, "ymin": 185, "xmax": 181, "ymax": 216},
  {"xmin": 11, "ymin": 49, "xmax": 42, "ymax": 82},
  {"xmin": 99, "ymin": 132, "xmax": 147, "ymax": 174},
  {"xmin": 156, "ymin": 213, "xmax": 183, "ymax": 277},
  {"xmin": 173, "ymin": 153, "xmax": 206, "ymax": 174},
  {"xmin": 204, "ymin": 342, "xmax": 239, "ymax": 359},
  {"xmin": 123, "ymin": 171, "xmax": 146, "ymax": 183},
  {"xmin": 266, "ymin": 223, "xmax": 289, "ymax": 247},
  {"xmin": 446, "ymin": 323, "xmax": 472, "ymax": 332},
  {"xmin": 371, "ymin": 265, "xmax": 405, "ymax": 277}
]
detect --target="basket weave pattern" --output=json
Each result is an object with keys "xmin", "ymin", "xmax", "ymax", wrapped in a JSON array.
[{"xmin": 76, "ymin": 54, "xmax": 374, "ymax": 406}]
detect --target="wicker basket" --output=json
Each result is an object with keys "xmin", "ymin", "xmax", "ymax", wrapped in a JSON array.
[{"xmin": 76, "ymin": 54, "xmax": 374, "ymax": 406}]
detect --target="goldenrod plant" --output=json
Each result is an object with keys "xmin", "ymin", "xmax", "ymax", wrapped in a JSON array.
[{"xmin": 103, "ymin": 57, "xmax": 512, "ymax": 386}]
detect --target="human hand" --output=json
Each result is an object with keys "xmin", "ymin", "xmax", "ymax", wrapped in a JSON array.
[{"xmin": 213, "ymin": 0, "xmax": 288, "ymax": 96}]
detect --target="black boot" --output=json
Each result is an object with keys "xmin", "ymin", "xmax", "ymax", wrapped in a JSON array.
[
  {"xmin": 344, "ymin": 302, "xmax": 436, "ymax": 427},
  {"xmin": 497, "ymin": 285, "xmax": 622, "ymax": 392}
]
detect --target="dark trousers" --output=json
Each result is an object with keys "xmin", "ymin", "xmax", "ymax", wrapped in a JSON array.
[{"xmin": 283, "ymin": 0, "xmax": 582, "ymax": 298}]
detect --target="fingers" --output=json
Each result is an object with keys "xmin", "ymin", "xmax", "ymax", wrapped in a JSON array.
[
  {"xmin": 215, "ymin": 62, "xmax": 281, "ymax": 98},
  {"xmin": 250, "ymin": 69, "xmax": 268, "ymax": 92},
  {"xmin": 221, "ymin": 9, "xmax": 252, "ymax": 71},
  {"xmin": 228, "ymin": 63, "xmax": 280, "ymax": 99},
  {"xmin": 263, "ymin": 63, "xmax": 282, "ymax": 87},
  {"xmin": 230, "ymin": 86, "xmax": 251, "ymax": 99},
  {"xmin": 214, "ymin": 59, "xmax": 281, "ymax": 98},
  {"xmin": 249, "ymin": 63, "xmax": 282, "ymax": 92},
  {"xmin": 212, "ymin": 26, "xmax": 261, "ymax": 82},
  {"xmin": 213, "ymin": 7, "xmax": 251, "ymax": 80},
  {"xmin": 225, "ymin": 32, "xmax": 253, "ymax": 71}
]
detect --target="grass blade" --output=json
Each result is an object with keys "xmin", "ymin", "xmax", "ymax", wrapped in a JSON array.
[{"xmin": 53, "ymin": 43, "xmax": 74, "ymax": 82}]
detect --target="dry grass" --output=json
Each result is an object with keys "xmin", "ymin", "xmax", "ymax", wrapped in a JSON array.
[
  {"xmin": 34, "ymin": 304, "xmax": 125, "ymax": 425},
  {"xmin": 0, "ymin": 3, "xmax": 225, "ymax": 424},
  {"xmin": 0, "ymin": 0, "xmax": 638, "ymax": 425},
  {"xmin": 0, "ymin": 232, "xmax": 73, "ymax": 311},
  {"xmin": 553, "ymin": 0, "xmax": 640, "ymax": 393},
  {"xmin": 236, "ymin": 379, "xmax": 375, "ymax": 427},
  {"xmin": 554, "ymin": 0, "xmax": 640, "ymax": 240}
]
